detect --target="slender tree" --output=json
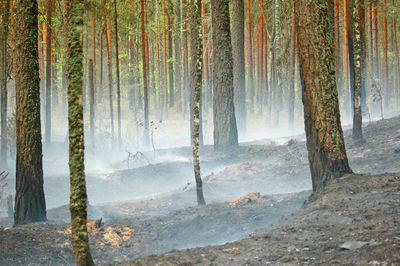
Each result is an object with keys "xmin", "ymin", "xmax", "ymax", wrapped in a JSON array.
[
  {"xmin": 0, "ymin": 0, "xmax": 10, "ymax": 168},
  {"xmin": 114, "ymin": 0, "xmax": 122, "ymax": 149},
  {"xmin": 104, "ymin": 1, "xmax": 114, "ymax": 148},
  {"xmin": 288, "ymin": 0, "xmax": 296, "ymax": 129},
  {"xmin": 64, "ymin": 0, "xmax": 94, "ymax": 264},
  {"xmin": 232, "ymin": 0, "xmax": 246, "ymax": 133},
  {"xmin": 295, "ymin": 0, "xmax": 352, "ymax": 192},
  {"xmin": 246, "ymin": 0, "xmax": 254, "ymax": 113},
  {"xmin": 211, "ymin": 0, "xmax": 238, "ymax": 150},
  {"xmin": 352, "ymin": 0, "xmax": 365, "ymax": 141},
  {"xmin": 141, "ymin": 0, "xmax": 150, "ymax": 146},
  {"xmin": 168, "ymin": 12, "xmax": 174, "ymax": 107},
  {"xmin": 14, "ymin": 0, "xmax": 47, "ymax": 225},
  {"xmin": 45, "ymin": 0, "xmax": 53, "ymax": 146},
  {"xmin": 190, "ymin": 0, "xmax": 206, "ymax": 205}
]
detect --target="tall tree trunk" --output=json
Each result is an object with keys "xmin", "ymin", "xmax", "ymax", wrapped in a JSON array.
[
  {"xmin": 295, "ymin": 0, "xmax": 352, "ymax": 192},
  {"xmin": 0, "ymin": 0, "xmax": 10, "ymax": 168},
  {"xmin": 382, "ymin": 0, "xmax": 389, "ymax": 110},
  {"xmin": 211, "ymin": 0, "xmax": 238, "ymax": 151},
  {"xmin": 334, "ymin": 0, "xmax": 342, "ymax": 102},
  {"xmin": 14, "ymin": 0, "xmax": 47, "ymax": 224},
  {"xmin": 141, "ymin": 0, "xmax": 150, "ymax": 146},
  {"xmin": 232, "ymin": 0, "xmax": 246, "ymax": 133},
  {"xmin": 246, "ymin": 0, "xmax": 254, "ymax": 113},
  {"xmin": 272, "ymin": 0, "xmax": 282, "ymax": 126},
  {"xmin": 345, "ymin": 0, "xmax": 356, "ymax": 115},
  {"xmin": 394, "ymin": 3, "xmax": 400, "ymax": 109},
  {"xmin": 104, "ymin": 1, "xmax": 114, "ymax": 148},
  {"xmin": 174, "ymin": 11, "xmax": 182, "ymax": 112},
  {"xmin": 89, "ymin": 60, "xmax": 95, "ymax": 149},
  {"xmin": 114, "ymin": 0, "xmax": 122, "ymax": 148},
  {"xmin": 162, "ymin": 0, "xmax": 168, "ymax": 118},
  {"xmin": 191, "ymin": 0, "xmax": 206, "ymax": 206},
  {"xmin": 288, "ymin": 0, "xmax": 296, "ymax": 129},
  {"xmin": 168, "ymin": 13, "xmax": 174, "ymax": 107},
  {"xmin": 352, "ymin": 0, "xmax": 365, "ymax": 141},
  {"xmin": 64, "ymin": 0, "xmax": 94, "ymax": 264},
  {"xmin": 45, "ymin": 0, "xmax": 53, "ymax": 146}
]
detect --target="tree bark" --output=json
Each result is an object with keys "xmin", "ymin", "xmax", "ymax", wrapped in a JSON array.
[
  {"xmin": 64, "ymin": 0, "xmax": 94, "ymax": 264},
  {"xmin": 0, "ymin": 0, "xmax": 10, "ymax": 168},
  {"xmin": 104, "ymin": 1, "xmax": 114, "ymax": 148},
  {"xmin": 232, "ymin": 0, "xmax": 246, "ymax": 133},
  {"xmin": 295, "ymin": 0, "xmax": 352, "ymax": 192},
  {"xmin": 211, "ymin": 0, "xmax": 238, "ymax": 151},
  {"xmin": 246, "ymin": 0, "xmax": 254, "ymax": 113},
  {"xmin": 14, "ymin": 0, "xmax": 46, "ymax": 225},
  {"xmin": 352, "ymin": 0, "xmax": 365, "ymax": 141},
  {"xmin": 114, "ymin": 0, "xmax": 122, "ymax": 149},
  {"xmin": 190, "ymin": 0, "xmax": 206, "ymax": 206},
  {"xmin": 288, "ymin": 0, "xmax": 296, "ymax": 129},
  {"xmin": 141, "ymin": 0, "xmax": 150, "ymax": 147},
  {"xmin": 45, "ymin": 0, "xmax": 53, "ymax": 146}
]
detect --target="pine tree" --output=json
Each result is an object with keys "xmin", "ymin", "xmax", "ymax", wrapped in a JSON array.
[
  {"xmin": 295, "ymin": 0, "xmax": 352, "ymax": 191},
  {"xmin": 64, "ymin": 0, "xmax": 94, "ymax": 264},
  {"xmin": 191, "ymin": 0, "xmax": 206, "ymax": 206},
  {"xmin": 232, "ymin": 0, "xmax": 246, "ymax": 133},
  {"xmin": 211, "ymin": 0, "xmax": 238, "ymax": 151},
  {"xmin": 14, "ymin": 0, "xmax": 47, "ymax": 225}
]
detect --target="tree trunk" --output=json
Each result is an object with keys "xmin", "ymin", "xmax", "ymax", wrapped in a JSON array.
[
  {"xmin": 89, "ymin": 59, "xmax": 95, "ymax": 149},
  {"xmin": 104, "ymin": 1, "xmax": 114, "ymax": 148},
  {"xmin": 246, "ymin": 0, "xmax": 254, "ymax": 113},
  {"xmin": 114, "ymin": 0, "xmax": 122, "ymax": 149},
  {"xmin": 161, "ymin": 0, "xmax": 168, "ymax": 118},
  {"xmin": 168, "ymin": 13, "xmax": 174, "ymax": 108},
  {"xmin": 334, "ymin": 0, "xmax": 342, "ymax": 95},
  {"xmin": 45, "ymin": 0, "xmax": 53, "ymax": 146},
  {"xmin": 294, "ymin": 0, "xmax": 352, "ymax": 192},
  {"xmin": 141, "ymin": 0, "xmax": 150, "ymax": 147},
  {"xmin": 232, "ymin": 0, "xmax": 246, "ymax": 133},
  {"xmin": 14, "ymin": 0, "xmax": 47, "ymax": 225},
  {"xmin": 190, "ymin": 0, "xmax": 206, "ymax": 206},
  {"xmin": 382, "ymin": 0, "xmax": 389, "ymax": 110},
  {"xmin": 64, "ymin": 0, "xmax": 94, "ymax": 264},
  {"xmin": 0, "ymin": 0, "xmax": 10, "ymax": 168},
  {"xmin": 288, "ymin": 0, "xmax": 296, "ymax": 129},
  {"xmin": 352, "ymin": 0, "xmax": 365, "ymax": 141},
  {"xmin": 211, "ymin": 0, "xmax": 238, "ymax": 151},
  {"xmin": 345, "ymin": 0, "xmax": 356, "ymax": 116}
]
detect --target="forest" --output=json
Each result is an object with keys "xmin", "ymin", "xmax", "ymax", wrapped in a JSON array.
[{"xmin": 0, "ymin": 0, "xmax": 400, "ymax": 265}]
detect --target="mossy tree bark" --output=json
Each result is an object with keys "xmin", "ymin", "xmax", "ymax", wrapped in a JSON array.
[
  {"xmin": 232, "ymin": 0, "xmax": 246, "ymax": 133},
  {"xmin": 294, "ymin": 0, "xmax": 352, "ymax": 192},
  {"xmin": 211, "ymin": 0, "xmax": 238, "ymax": 151},
  {"xmin": 14, "ymin": 0, "xmax": 47, "ymax": 225},
  {"xmin": 64, "ymin": 0, "xmax": 94, "ymax": 264},
  {"xmin": 190, "ymin": 0, "xmax": 205, "ymax": 206}
]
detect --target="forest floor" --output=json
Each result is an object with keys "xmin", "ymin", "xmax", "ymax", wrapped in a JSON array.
[{"xmin": 0, "ymin": 115, "xmax": 400, "ymax": 265}]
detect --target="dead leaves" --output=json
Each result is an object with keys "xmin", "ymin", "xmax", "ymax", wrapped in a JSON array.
[
  {"xmin": 57, "ymin": 219, "xmax": 134, "ymax": 248},
  {"xmin": 229, "ymin": 192, "xmax": 263, "ymax": 206}
]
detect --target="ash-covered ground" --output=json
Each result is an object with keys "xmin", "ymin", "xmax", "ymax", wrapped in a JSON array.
[{"xmin": 0, "ymin": 115, "xmax": 400, "ymax": 265}]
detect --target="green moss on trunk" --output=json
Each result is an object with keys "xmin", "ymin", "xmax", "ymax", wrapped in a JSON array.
[
  {"xmin": 295, "ymin": 0, "xmax": 352, "ymax": 192},
  {"xmin": 65, "ymin": 0, "xmax": 94, "ymax": 264}
]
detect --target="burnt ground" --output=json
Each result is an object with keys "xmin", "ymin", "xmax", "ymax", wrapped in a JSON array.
[{"xmin": 0, "ymin": 116, "xmax": 400, "ymax": 265}]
